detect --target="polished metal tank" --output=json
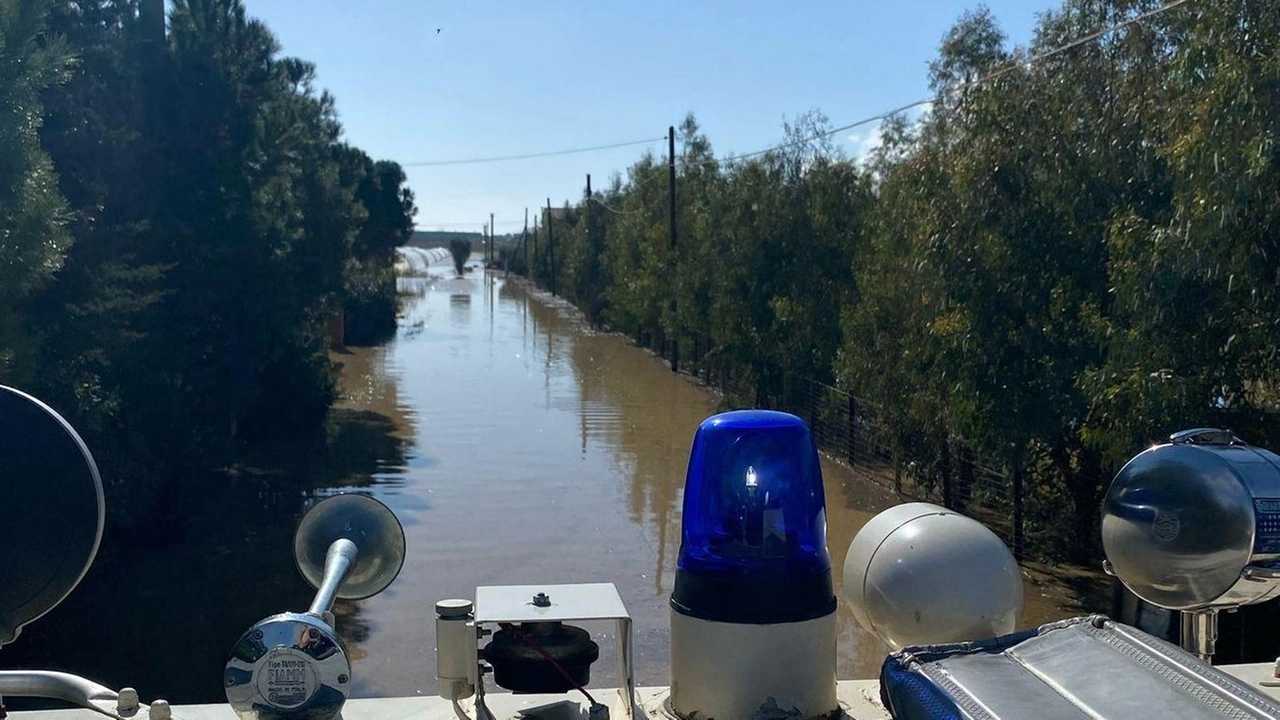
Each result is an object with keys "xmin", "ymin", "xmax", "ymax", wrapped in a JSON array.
[{"xmin": 1102, "ymin": 429, "xmax": 1280, "ymax": 611}]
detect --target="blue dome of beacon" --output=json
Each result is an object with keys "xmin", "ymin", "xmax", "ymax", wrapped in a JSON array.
[{"xmin": 671, "ymin": 410, "xmax": 835, "ymax": 624}]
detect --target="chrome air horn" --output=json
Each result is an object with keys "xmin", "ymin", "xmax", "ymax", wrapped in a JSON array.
[{"xmin": 224, "ymin": 494, "xmax": 405, "ymax": 720}]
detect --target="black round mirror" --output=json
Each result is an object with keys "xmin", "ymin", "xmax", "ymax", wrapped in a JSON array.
[
  {"xmin": 294, "ymin": 494, "xmax": 405, "ymax": 600},
  {"xmin": 0, "ymin": 385, "xmax": 105, "ymax": 646}
]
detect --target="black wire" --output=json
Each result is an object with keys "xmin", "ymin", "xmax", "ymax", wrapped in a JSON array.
[
  {"xmin": 587, "ymin": 195, "xmax": 649, "ymax": 216},
  {"xmin": 407, "ymin": 0, "xmax": 1197, "ymax": 217},
  {"xmin": 679, "ymin": 0, "xmax": 1196, "ymax": 171},
  {"xmin": 575, "ymin": 0, "xmax": 1193, "ymax": 187},
  {"xmin": 403, "ymin": 137, "xmax": 665, "ymax": 168},
  {"xmin": 497, "ymin": 623, "xmax": 598, "ymax": 706}
]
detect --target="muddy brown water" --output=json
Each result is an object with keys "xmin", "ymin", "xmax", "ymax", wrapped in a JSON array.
[{"xmin": 3, "ymin": 256, "xmax": 1102, "ymax": 703}]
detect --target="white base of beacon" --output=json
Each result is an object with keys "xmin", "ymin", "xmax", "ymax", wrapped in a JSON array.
[{"xmin": 669, "ymin": 609, "xmax": 837, "ymax": 720}]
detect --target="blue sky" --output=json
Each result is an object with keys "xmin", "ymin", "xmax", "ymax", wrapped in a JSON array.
[{"xmin": 246, "ymin": 1, "xmax": 1063, "ymax": 233}]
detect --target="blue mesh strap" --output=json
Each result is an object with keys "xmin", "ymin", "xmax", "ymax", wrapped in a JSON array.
[{"xmin": 881, "ymin": 654, "xmax": 966, "ymax": 720}]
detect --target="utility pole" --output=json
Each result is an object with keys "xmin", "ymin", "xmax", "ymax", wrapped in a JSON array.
[
  {"xmin": 546, "ymin": 198, "xmax": 557, "ymax": 297},
  {"xmin": 585, "ymin": 174, "xmax": 595, "ymax": 320},
  {"xmin": 508, "ymin": 224, "xmax": 521, "ymax": 279},
  {"xmin": 523, "ymin": 207, "xmax": 530, "ymax": 275},
  {"xmin": 138, "ymin": 0, "xmax": 165, "ymax": 208},
  {"xmin": 140, "ymin": 0, "xmax": 165, "ymax": 49},
  {"xmin": 490, "ymin": 212, "xmax": 495, "ymax": 265},
  {"xmin": 585, "ymin": 173, "xmax": 592, "ymax": 281},
  {"xmin": 531, "ymin": 217, "xmax": 538, "ymax": 284},
  {"xmin": 668, "ymin": 125, "xmax": 680, "ymax": 373},
  {"xmin": 668, "ymin": 127, "xmax": 677, "ymax": 252}
]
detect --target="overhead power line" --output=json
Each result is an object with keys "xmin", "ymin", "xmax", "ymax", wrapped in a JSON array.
[
  {"xmin": 694, "ymin": 0, "xmax": 1196, "ymax": 169},
  {"xmin": 587, "ymin": 195, "xmax": 650, "ymax": 217},
  {"xmin": 404, "ymin": 0, "xmax": 1192, "ymax": 181},
  {"xmin": 543, "ymin": 0, "xmax": 1195, "ymax": 207},
  {"xmin": 415, "ymin": 219, "xmax": 526, "ymax": 227},
  {"xmin": 575, "ymin": 0, "xmax": 1194, "ymax": 194},
  {"xmin": 402, "ymin": 137, "xmax": 665, "ymax": 168}
]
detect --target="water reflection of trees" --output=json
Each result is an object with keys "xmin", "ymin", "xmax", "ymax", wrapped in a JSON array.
[
  {"xmin": 508, "ymin": 281, "xmax": 704, "ymax": 595},
  {"xmin": 507, "ymin": 280, "xmax": 899, "ymax": 678},
  {"xmin": 3, "ymin": 348, "xmax": 411, "ymax": 703}
]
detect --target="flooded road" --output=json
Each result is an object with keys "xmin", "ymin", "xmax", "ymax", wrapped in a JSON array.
[
  {"xmin": 4, "ymin": 251, "xmax": 1101, "ymax": 704},
  {"xmin": 327, "ymin": 254, "xmax": 1095, "ymax": 696},
  {"xmin": 343, "ymin": 255, "xmax": 893, "ymax": 694}
]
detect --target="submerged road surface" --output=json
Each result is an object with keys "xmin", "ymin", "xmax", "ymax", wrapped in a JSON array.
[
  {"xmin": 325, "ymin": 256, "xmax": 1091, "ymax": 697},
  {"xmin": 2, "ymin": 252, "xmax": 1098, "ymax": 704}
]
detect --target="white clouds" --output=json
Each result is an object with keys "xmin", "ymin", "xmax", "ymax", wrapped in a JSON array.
[
  {"xmin": 844, "ymin": 102, "xmax": 934, "ymax": 160},
  {"xmin": 847, "ymin": 123, "xmax": 886, "ymax": 160}
]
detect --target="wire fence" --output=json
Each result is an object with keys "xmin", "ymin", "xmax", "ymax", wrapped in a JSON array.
[
  {"xmin": 503, "ymin": 251, "xmax": 1108, "ymax": 563},
  {"xmin": 627, "ymin": 323, "xmax": 1103, "ymax": 563}
]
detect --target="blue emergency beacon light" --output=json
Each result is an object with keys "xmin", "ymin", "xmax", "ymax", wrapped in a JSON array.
[{"xmin": 668, "ymin": 411, "xmax": 838, "ymax": 720}]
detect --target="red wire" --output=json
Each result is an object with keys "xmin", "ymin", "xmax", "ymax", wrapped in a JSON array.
[{"xmin": 498, "ymin": 623, "xmax": 598, "ymax": 706}]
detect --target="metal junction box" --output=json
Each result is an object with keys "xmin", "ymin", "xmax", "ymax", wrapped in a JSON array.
[{"xmin": 474, "ymin": 583, "xmax": 635, "ymax": 720}]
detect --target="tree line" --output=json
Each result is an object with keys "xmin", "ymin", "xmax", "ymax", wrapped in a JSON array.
[
  {"xmin": 0, "ymin": 0, "xmax": 415, "ymax": 531},
  {"xmin": 509, "ymin": 0, "xmax": 1279, "ymax": 561}
]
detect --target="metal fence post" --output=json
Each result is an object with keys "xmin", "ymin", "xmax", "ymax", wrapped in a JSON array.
[
  {"xmin": 893, "ymin": 447, "xmax": 903, "ymax": 495},
  {"xmin": 1012, "ymin": 461, "xmax": 1025, "ymax": 561},
  {"xmin": 808, "ymin": 378, "xmax": 818, "ymax": 432},
  {"xmin": 940, "ymin": 437, "xmax": 953, "ymax": 509},
  {"xmin": 957, "ymin": 448, "xmax": 974, "ymax": 512},
  {"xmin": 847, "ymin": 394, "xmax": 858, "ymax": 466}
]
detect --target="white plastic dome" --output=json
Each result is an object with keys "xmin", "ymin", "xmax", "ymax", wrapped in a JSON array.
[{"xmin": 843, "ymin": 503, "xmax": 1023, "ymax": 650}]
